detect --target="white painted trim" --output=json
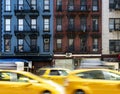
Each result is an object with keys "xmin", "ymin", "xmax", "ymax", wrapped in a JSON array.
[{"xmin": 54, "ymin": 54, "xmax": 101, "ymax": 57}]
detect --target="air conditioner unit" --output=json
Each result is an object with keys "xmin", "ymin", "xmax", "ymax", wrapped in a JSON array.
[
  {"xmin": 66, "ymin": 53, "xmax": 72, "ymax": 57},
  {"xmin": 44, "ymin": 39, "xmax": 49, "ymax": 43},
  {"xmin": 68, "ymin": 6, "xmax": 74, "ymax": 11},
  {"xmin": 110, "ymin": 51, "xmax": 115, "ymax": 54},
  {"xmin": 57, "ymin": 25, "xmax": 62, "ymax": 31},
  {"xmin": 93, "ymin": 49, "xmax": 98, "ymax": 51},
  {"xmin": 20, "ymin": 7, "xmax": 23, "ymax": 10}
]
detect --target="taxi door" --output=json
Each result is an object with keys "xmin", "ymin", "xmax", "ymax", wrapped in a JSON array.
[
  {"xmin": 84, "ymin": 79, "xmax": 120, "ymax": 94},
  {"xmin": 0, "ymin": 81, "xmax": 33, "ymax": 94},
  {"xmin": 43, "ymin": 70, "xmax": 66, "ymax": 85}
]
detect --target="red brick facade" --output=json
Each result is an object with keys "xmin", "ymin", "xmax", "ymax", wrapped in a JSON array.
[{"xmin": 53, "ymin": 0, "xmax": 102, "ymax": 59}]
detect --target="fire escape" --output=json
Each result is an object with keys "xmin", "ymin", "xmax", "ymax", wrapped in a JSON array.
[
  {"xmin": 66, "ymin": 4, "xmax": 91, "ymax": 53},
  {"xmin": 14, "ymin": 0, "xmax": 39, "ymax": 55}
]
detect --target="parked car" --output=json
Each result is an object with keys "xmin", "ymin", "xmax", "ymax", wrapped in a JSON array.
[
  {"xmin": 65, "ymin": 69, "xmax": 120, "ymax": 94},
  {"xmin": 0, "ymin": 70, "xmax": 65, "ymax": 94},
  {"xmin": 36, "ymin": 67, "xmax": 71, "ymax": 85}
]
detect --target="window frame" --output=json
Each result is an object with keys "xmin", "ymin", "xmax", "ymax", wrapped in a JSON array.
[
  {"xmin": 43, "ymin": 17, "xmax": 50, "ymax": 32},
  {"xmin": 56, "ymin": 17, "xmax": 62, "ymax": 31},
  {"xmin": 44, "ymin": 0, "xmax": 50, "ymax": 11},
  {"xmin": 109, "ymin": 18, "xmax": 120, "ymax": 31},
  {"xmin": 92, "ymin": 0, "xmax": 99, "ymax": 12},
  {"xmin": 4, "ymin": 38, "xmax": 11, "ymax": 52},
  {"xmin": 68, "ymin": 38, "xmax": 74, "ymax": 51},
  {"xmin": 109, "ymin": 40, "xmax": 120, "ymax": 52},
  {"xmin": 4, "ymin": 18, "xmax": 11, "ymax": 32},
  {"xmin": 31, "ymin": 18, "xmax": 37, "ymax": 30},
  {"xmin": 56, "ymin": 0, "xmax": 62, "ymax": 11},
  {"xmin": 5, "ymin": 0, "xmax": 11, "ymax": 12},
  {"xmin": 92, "ymin": 38, "xmax": 98, "ymax": 52},
  {"xmin": 56, "ymin": 39, "xmax": 62, "ymax": 50},
  {"xmin": 43, "ymin": 38, "xmax": 50, "ymax": 52},
  {"xmin": 18, "ymin": 19, "xmax": 24, "ymax": 31},
  {"xmin": 18, "ymin": 39, "xmax": 24, "ymax": 52}
]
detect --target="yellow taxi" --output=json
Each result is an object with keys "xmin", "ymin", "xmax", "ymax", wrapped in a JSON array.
[
  {"xmin": 0, "ymin": 70, "xmax": 65, "ymax": 94},
  {"xmin": 65, "ymin": 69, "xmax": 120, "ymax": 94},
  {"xmin": 36, "ymin": 67, "xmax": 71, "ymax": 85}
]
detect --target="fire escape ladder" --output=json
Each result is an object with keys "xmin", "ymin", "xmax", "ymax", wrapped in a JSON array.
[
  {"xmin": 26, "ymin": 0, "xmax": 34, "ymax": 10},
  {"xmin": 25, "ymin": 0, "xmax": 31, "ymax": 9},
  {"xmin": 24, "ymin": 17, "xmax": 33, "ymax": 31},
  {"xmin": 24, "ymin": 37, "xmax": 31, "ymax": 48}
]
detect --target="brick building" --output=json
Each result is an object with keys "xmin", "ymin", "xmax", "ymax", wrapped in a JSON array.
[{"xmin": 53, "ymin": 0, "xmax": 102, "ymax": 69}]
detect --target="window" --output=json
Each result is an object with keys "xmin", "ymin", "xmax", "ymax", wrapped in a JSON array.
[
  {"xmin": 43, "ymin": 38, "xmax": 50, "ymax": 52},
  {"xmin": 31, "ymin": 39, "xmax": 37, "ymax": 46},
  {"xmin": 44, "ymin": 0, "xmax": 50, "ymax": 11},
  {"xmin": 4, "ymin": 39, "xmax": 11, "ymax": 52},
  {"xmin": 49, "ymin": 70, "xmax": 59, "ymax": 75},
  {"xmin": 109, "ymin": 0, "xmax": 120, "ymax": 9},
  {"xmin": 80, "ymin": 0, "xmax": 87, "ymax": 11},
  {"xmin": 18, "ymin": 0, "xmax": 23, "ymax": 10},
  {"xmin": 31, "ymin": 0, "xmax": 36, "ymax": 10},
  {"xmin": 5, "ymin": 18, "xmax": 11, "ymax": 31},
  {"xmin": 18, "ymin": 39, "xmax": 24, "ymax": 52},
  {"xmin": 57, "ymin": 39, "xmax": 62, "ymax": 50},
  {"xmin": 31, "ymin": 39, "xmax": 37, "ymax": 51},
  {"xmin": 92, "ymin": 17, "xmax": 99, "ymax": 31},
  {"xmin": 68, "ymin": 17, "xmax": 74, "ymax": 30},
  {"xmin": 92, "ymin": 0, "xmax": 99, "ymax": 11},
  {"xmin": 37, "ymin": 70, "xmax": 46, "ymax": 75},
  {"xmin": 109, "ymin": 18, "xmax": 120, "ymax": 31},
  {"xmin": 80, "ymin": 17, "xmax": 87, "ymax": 32},
  {"xmin": 68, "ymin": 39, "xmax": 74, "ymax": 51},
  {"xmin": 109, "ymin": 0, "xmax": 114, "ymax": 9},
  {"xmin": 18, "ymin": 19, "xmax": 23, "ymax": 31},
  {"xmin": 109, "ymin": 19, "xmax": 114, "ymax": 31},
  {"xmin": 56, "ymin": 17, "xmax": 62, "ymax": 31},
  {"xmin": 92, "ymin": 38, "xmax": 98, "ymax": 51},
  {"xmin": 0, "ymin": 72, "xmax": 32, "ymax": 82},
  {"xmin": 43, "ymin": 17, "xmax": 50, "ymax": 32},
  {"xmin": 80, "ymin": 37, "xmax": 87, "ymax": 52},
  {"xmin": 5, "ymin": 0, "xmax": 11, "ymax": 11},
  {"xmin": 56, "ymin": 0, "xmax": 62, "ymax": 11},
  {"xmin": 76, "ymin": 70, "xmax": 104, "ymax": 79},
  {"xmin": 31, "ymin": 19, "xmax": 37, "ymax": 30},
  {"xmin": 76, "ymin": 70, "xmax": 120, "ymax": 80},
  {"xmin": 109, "ymin": 40, "xmax": 120, "ymax": 52},
  {"xmin": 68, "ymin": 0, "xmax": 74, "ymax": 11}
]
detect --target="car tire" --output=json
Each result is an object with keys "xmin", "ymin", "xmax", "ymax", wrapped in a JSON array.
[
  {"xmin": 75, "ymin": 90, "xmax": 85, "ymax": 94},
  {"xmin": 43, "ymin": 91, "xmax": 51, "ymax": 94}
]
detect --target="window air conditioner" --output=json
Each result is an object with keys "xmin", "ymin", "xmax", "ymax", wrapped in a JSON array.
[
  {"xmin": 66, "ymin": 53, "xmax": 72, "ymax": 57},
  {"xmin": 19, "ymin": 7, "xmax": 23, "ymax": 10},
  {"xmin": 68, "ymin": 6, "xmax": 74, "ymax": 11},
  {"xmin": 57, "ymin": 25, "xmax": 62, "ymax": 31},
  {"xmin": 44, "ymin": 39, "xmax": 49, "ymax": 43},
  {"xmin": 93, "ymin": 49, "xmax": 98, "ymax": 51}
]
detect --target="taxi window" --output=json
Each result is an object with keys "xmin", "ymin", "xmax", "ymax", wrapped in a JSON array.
[
  {"xmin": 103, "ymin": 71, "xmax": 120, "ymax": 80},
  {"xmin": 0, "ymin": 72, "xmax": 11, "ymax": 81},
  {"xmin": 0, "ymin": 72, "xmax": 32, "ymax": 82},
  {"xmin": 38, "ymin": 70, "xmax": 46, "ymax": 75},
  {"xmin": 76, "ymin": 70, "xmax": 105, "ymax": 79},
  {"xmin": 58, "ymin": 70, "xmax": 68, "ymax": 76},
  {"xmin": 49, "ymin": 70, "xmax": 59, "ymax": 75}
]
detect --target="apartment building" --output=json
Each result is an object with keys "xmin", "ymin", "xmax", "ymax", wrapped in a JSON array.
[
  {"xmin": 102, "ymin": 0, "xmax": 120, "ymax": 69},
  {"xmin": 1, "ymin": 0, "xmax": 53, "ymax": 72},
  {"xmin": 53, "ymin": 0, "xmax": 102, "ymax": 69},
  {"xmin": 0, "ymin": 1, "xmax": 1, "ymax": 52}
]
